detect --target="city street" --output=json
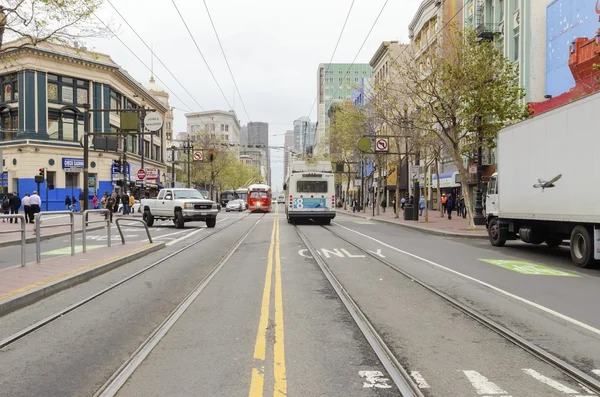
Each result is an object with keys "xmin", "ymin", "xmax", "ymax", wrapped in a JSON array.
[{"xmin": 1, "ymin": 205, "xmax": 599, "ymax": 396}]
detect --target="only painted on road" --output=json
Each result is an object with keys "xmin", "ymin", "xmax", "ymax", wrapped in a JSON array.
[{"xmin": 479, "ymin": 259, "xmax": 580, "ymax": 277}]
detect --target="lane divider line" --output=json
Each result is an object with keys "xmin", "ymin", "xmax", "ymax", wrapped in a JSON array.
[
  {"xmin": 273, "ymin": 213, "xmax": 287, "ymax": 396},
  {"xmin": 332, "ymin": 221, "xmax": 600, "ymax": 338}
]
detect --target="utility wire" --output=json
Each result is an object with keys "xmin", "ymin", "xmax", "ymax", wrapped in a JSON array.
[
  {"xmin": 307, "ymin": 0, "xmax": 356, "ymax": 120},
  {"xmin": 171, "ymin": 0, "xmax": 234, "ymax": 111},
  {"xmin": 105, "ymin": 0, "xmax": 205, "ymax": 112},
  {"xmin": 92, "ymin": 13, "xmax": 194, "ymax": 112},
  {"xmin": 202, "ymin": 0, "xmax": 251, "ymax": 121}
]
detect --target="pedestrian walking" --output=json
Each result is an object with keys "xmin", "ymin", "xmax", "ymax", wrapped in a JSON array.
[
  {"xmin": 79, "ymin": 190, "xmax": 84, "ymax": 212},
  {"xmin": 459, "ymin": 196, "xmax": 466, "ymax": 218},
  {"xmin": 419, "ymin": 196, "xmax": 426, "ymax": 216},
  {"xmin": 22, "ymin": 193, "xmax": 31, "ymax": 223},
  {"xmin": 29, "ymin": 191, "xmax": 41, "ymax": 223},
  {"xmin": 105, "ymin": 193, "xmax": 116, "ymax": 223},
  {"xmin": 71, "ymin": 195, "xmax": 77, "ymax": 212},
  {"xmin": 129, "ymin": 194, "xmax": 135, "ymax": 214},
  {"xmin": 2, "ymin": 195, "xmax": 9, "ymax": 221},
  {"xmin": 92, "ymin": 195, "xmax": 98, "ymax": 210},
  {"xmin": 381, "ymin": 197, "xmax": 387, "ymax": 213},
  {"xmin": 65, "ymin": 195, "xmax": 72, "ymax": 211},
  {"xmin": 9, "ymin": 192, "xmax": 21, "ymax": 223},
  {"xmin": 400, "ymin": 197, "xmax": 406, "ymax": 211},
  {"xmin": 113, "ymin": 193, "xmax": 120, "ymax": 214},
  {"xmin": 441, "ymin": 194, "xmax": 447, "ymax": 214},
  {"xmin": 392, "ymin": 198, "xmax": 397, "ymax": 214},
  {"xmin": 446, "ymin": 195, "xmax": 454, "ymax": 220},
  {"xmin": 121, "ymin": 192, "xmax": 130, "ymax": 215}
]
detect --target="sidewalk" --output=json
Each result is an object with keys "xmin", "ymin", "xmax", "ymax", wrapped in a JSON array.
[
  {"xmin": 0, "ymin": 240, "xmax": 166, "ymax": 317},
  {"xmin": 338, "ymin": 207, "xmax": 488, "ymax": 239},
  {"xmin": 0, "ymin": 212, "xmax": 106, "ymax": 248}
]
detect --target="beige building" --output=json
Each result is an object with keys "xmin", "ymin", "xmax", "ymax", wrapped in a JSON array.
[{"xmin": 0, "ymin": 38, "xmax": 170, "ymax": 210}]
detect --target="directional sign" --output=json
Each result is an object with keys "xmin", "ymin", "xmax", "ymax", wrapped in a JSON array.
[
  {"xmin": 137, "ymin": 169, "xmax": 146, "ymax": 180},
  {"xmin": 193, "ymin": 151, "xmax": 203, "ymax": 161},
  {"xmin": 136, "ymin": 180, "xmax": 145, "ymax": 186},
  {"xmin": 144, "ymin": 112, "xmax": 164, "ymax": 132},
  {"xmin": 375, "ymin": 138, "xmax": 389, "ymax": 152}
]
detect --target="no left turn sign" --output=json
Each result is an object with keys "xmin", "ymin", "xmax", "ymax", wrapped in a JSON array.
[
  {"xmin": 375, "ymin": 138, "xmax": 389, "ymax": 152},
  {"xmin": 193, "ymin": 151, "xmax": 203, "ymax": 161}
]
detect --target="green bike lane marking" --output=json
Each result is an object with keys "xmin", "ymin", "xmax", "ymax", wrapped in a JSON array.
[
  {"xmin": 479, "ymin": 259, "xmax": 580, "ymax": 277},
  {"xmin": 42, "ymin": 245, "xmax": 104, "ymax": 256}
]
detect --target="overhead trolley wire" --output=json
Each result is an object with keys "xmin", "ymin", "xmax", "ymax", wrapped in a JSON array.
[
  {"xmin": 171, "ymin": 0, "xmax": 234, "ymax": 112},
  {"xmin": 105, "ymin": 0, "xmax": 206, "ymax": 112},
  {"xmin": 202, "ymin": 0, "xmax": 251, "ymax": 122}
]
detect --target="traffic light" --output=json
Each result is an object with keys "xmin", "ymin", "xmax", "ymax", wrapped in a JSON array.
[
  {"xmin": 112, "ymin": 159, "xmax": 122, "ymax": 173},
  {"xmin": 209, "ymin": 151, "xmax": 215, "ymax": 162},
  {"xmin": 38, "ymin": 168, "xmax": 44, "ymax": 177}
]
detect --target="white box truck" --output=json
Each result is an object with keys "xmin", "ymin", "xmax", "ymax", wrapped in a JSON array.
[{"xmin": 486, "ymin": 91, "xmax": 600, "ymax": 268}]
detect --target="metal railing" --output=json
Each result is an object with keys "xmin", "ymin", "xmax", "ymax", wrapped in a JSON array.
[
  {"xmin": 82, "ymin": 209, "xmax": 111, "ymax": 253},
  {"xmin": 35, "ymin": 211, "xmax": 75, "ymax": 263},
  {"xmin": 115, "ymin": 218, "xmax": 152, "ymax": 245},
  {"xmin": 0, "ymin": 214, "xmax": 26, "ymax": 267}
]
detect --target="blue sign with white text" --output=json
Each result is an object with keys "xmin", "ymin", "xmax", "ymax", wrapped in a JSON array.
[
  {"xmin": 293, "ymin": 198, "xmax": 327, "ymax": 209},
  {"xmin": 62, "ymin": 158, "xmax": 84, "ymax": 168},
  {"xmin": 546, "ymin": 0, "xmax": 600, "ymax": 97}
]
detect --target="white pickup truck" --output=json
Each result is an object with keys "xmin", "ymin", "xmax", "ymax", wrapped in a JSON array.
[{"xmin": 141, "ymin": 188, "xmax": 219, "ymax": 229}]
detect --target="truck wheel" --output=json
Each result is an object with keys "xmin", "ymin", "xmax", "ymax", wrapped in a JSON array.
[
  {"xmin": 488, "ymin": 218, "xmax": 506, "ymax": 247},
  {"xmin": 545, "ymin": 235, "xmax": 563, "ymax": 248},
  {"xmin": 570, "ymin": 226, "xmax": 595, "ymax": 268},
  {"xmin": 174, "ymin": 211, "xmax": 185, "ymax": 229},
  {"xmin": 206, "ymin": 218, "xmax": 216, "ymax": 228},
  {"xmin": 143, "ymin": 211, "xmax": 154, "ymax": 227}
]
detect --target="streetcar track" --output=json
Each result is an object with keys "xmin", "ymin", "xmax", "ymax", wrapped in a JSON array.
[
  {"xmin": 94, "ymin": 215, "xmax": 264, "ymax": 397},
  {"xmin": 309, "ymin": 222, "xmax": 600, "ymax": 394},
  {"xmin": 293, "ymin": 224, "xmax": 425, "ymax": 397},
  {"xmin": 0, "ymin": 213, "xmax": 253, "ymax": 350}
]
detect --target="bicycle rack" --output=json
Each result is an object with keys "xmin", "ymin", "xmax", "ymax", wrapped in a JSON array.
[
  {"xmin": 115, "ymin": 218, "xmax": 153, "ymax": 245},
  {"xmin": 82, "ymin": 209, "xmax": 111, "ymax": 253},
  {"xmin": 0, "ymin": 214, "xmax": 27, "ymax": 267},
  {"xmin": 35, "ymin": 211, "xmax": 75, "ymax": 263}
]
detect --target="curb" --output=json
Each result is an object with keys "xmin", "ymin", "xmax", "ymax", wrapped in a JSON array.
[
  {"xmin": 337, "ymin": 211, "xmax": 489, "ymax": 240},
  {"xmin": 0, "ymin": 225, "xmax": 105, "ymax": 248},
  {"xmin": 0, "ymin": 242, "xmax": 166, "ymax": 317}
]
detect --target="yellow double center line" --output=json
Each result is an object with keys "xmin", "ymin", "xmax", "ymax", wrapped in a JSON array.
[{"xmin": 249, "ymin": 205, "xmax": 287, "ymax": 397}]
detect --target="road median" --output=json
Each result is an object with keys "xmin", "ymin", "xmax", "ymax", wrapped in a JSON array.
[{"xmin": 0, "ymin": 241, "xmax": 165, "ymax": 317}]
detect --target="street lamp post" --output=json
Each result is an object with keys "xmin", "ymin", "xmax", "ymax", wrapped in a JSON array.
[
  {"xmin": 140, "ymin": 97, "xmax": 147, "ymax": 170},
  {"xmin": 182, "ymin": 138, "xmax": 193, "ymax": 188},
  {"xmin": 473, "ymin": 116, "xmax": 486, "ymax": 225},
  {"xmin": 171, "ymin": 145, "xmax": 177, "ymax": 188},
  {"xmin": 82, "ymin": 104, "xmax": 90, "ymax": 211}
]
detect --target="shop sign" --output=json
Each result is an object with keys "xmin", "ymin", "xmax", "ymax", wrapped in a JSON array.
[
  {"xmin": 145, "ymin": 168, "xmax": 158, "ymax": 180},
  {"xmin": 62, "ymin": 158, "xmax": 84, "ymax": 169}
]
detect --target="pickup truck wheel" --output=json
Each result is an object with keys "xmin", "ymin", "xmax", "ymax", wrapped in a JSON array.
[
  {"xmin": 143, "ymin": 211, "xmax": 154, "ymax": 227},
  {"xmin": 206, "ymin": 218, "xmax": 216, "ymax": 228},
  {"xmin": 174, "ymin": 211, "xmax": 185, "ymax": 229},
  {"xmin": 570, "ymin": 226, "xmax": 595, "ymax": 268},
  {"xmin": 488, "ymin": 218, "xmax": 506, "ymax": 247}
]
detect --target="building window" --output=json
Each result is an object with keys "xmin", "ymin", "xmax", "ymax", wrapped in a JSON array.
[
  {"xmin": 48, "ymin": 114, "xmax": 59, "ymax": 140},
  {"xmin": 166, "ymin": 121, "xmax": 171, "ymax": 130},
  {"xmin": 221, "ymin": 124, "xmax": 225, "ymax": 132},
  {"xmin": 499, "ymin": 0, "xmax": 504, "ymax": 21},
  {"xmin": 225, "ymin": 124, "xmax": 229, "ymax": 132},
  {"xmin": 513, "ymin": 34, "xmax": 519, "ymax": 60},
  {"xmin": 0, "ymin": 108, "xmax": 18, "ymax": 140},
  {"xmin": 0, "ymin": 74, "xmax": 18, "ymax": 103},
  {"xmin": 65, "ymin": 172, "xmax": 79, "ymax": 189},
  {"xmin": 48, "ymin": 109, "xmax": 83, "ymax": 141},
  {"xmin": 47, "ymin": 74, "xmax": 89, "ymax": 105},
  {"xmin": 110, "ymin": 90, "xmax": 122, "ymax": 112}
]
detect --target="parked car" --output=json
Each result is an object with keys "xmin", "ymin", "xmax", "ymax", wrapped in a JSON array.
[
  {"xmin": 141, "ymin": 188, "xmax": 218, "ymax": 229},
  {"xmin": 226, "ymin": 199, "xmax": 245, "ymax": 212},
  {"xmin": 277, "ymin": 195, "xmax": 285, "ymax": 204}
]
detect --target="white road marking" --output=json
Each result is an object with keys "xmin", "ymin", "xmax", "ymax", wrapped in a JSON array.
[
  {"xmin": 165, "ymin": 218, "xmax": 229, "ymax": 247},
  {"xmin": 463, "ymin": 370, "xmax": 509, "ymax": 395},
  {"xmin": 578, "ymin": 382, "xmax": 597, "ymax": 395},
  {"xmin": 409, "ymin": 371, "xmax": 430, "ymax": 389},
  {"xmin": 298, "ymin": 249, "xmax": 313, "ymax": 258},
  {"xmin": 593, "ymin": 369, "xmax": 600, "ymax": 377},
  {"xmin": 369, "ymin": 249, "xmax": 386, "ymax": 258},
  {"xmin": 153, "ymin": 230, "xmax": 190, "ymax": 240},
  {"xmin": 359, "ymin": 371, "xmax": 392, "ymax": 389},
  {"xmin": 522, "ymin": 369, "xmax": 578, "ymax": 393},
  {"xmin": 340, "ymin": 248, "xmax": 365, "ymax": 258},
  {"xmin": 321, "ymin": 248, "xmax": 344, "ymax": 258},
  {"xmin": 333, "ymin": 222, "xmax": 600, "ymax": 338}
]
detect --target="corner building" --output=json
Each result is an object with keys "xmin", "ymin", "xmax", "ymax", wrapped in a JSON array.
[{"xmin": 0, "ymin": 38, "xmax": 170, "ymax": 210}]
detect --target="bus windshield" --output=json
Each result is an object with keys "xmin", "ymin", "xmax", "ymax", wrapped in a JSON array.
[{"xmin": 297, "ymin": 181, "xmax": 328, "ymax": 193}]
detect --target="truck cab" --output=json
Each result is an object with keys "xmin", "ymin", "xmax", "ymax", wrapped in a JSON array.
[{"xmin": 485, "ymin": 172, "xmax": 499, "ymax": 219}]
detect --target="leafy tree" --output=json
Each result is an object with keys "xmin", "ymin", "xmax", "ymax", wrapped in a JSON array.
[
  {"xmin": 0, "ymin": 0, "xmax": 109, "ymax": 52},
  {"xmin": 328, "ymin": 101, "xmax": 367, "ymax": 210},
  {"xmin": 393, "ymin": 26, "xmax": 527, "ymax": 228}
]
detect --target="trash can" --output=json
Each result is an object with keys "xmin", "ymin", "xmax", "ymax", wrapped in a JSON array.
[{"xmin": 404, "ymin": 205, "xmax": 414, "ymax": 220}]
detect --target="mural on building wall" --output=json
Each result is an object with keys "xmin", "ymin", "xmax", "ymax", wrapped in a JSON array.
[
  {"xmin": 444, "ymin": 0, "xmax": 464, "ymax": 27},
  {"xmin": 546, "ymin": 0, "xmax": 600, "ymax": 97}
]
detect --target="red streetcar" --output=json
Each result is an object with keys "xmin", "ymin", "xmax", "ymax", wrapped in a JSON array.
[{"xmin": 247, "ymin": 183, "xmax": 272, "ymax": 213}]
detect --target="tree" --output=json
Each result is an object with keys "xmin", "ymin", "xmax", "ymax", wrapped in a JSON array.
[
  {"xmin": 0, "ymin": 0, "xmax": 109, "ymax": 52},
  {"xmin": 393, "ymin": 26, "xmax": 528, "ymax": 228},
  {"xmin": 328, "ymin": 101, "xmax": 367, "ymax": 210}
]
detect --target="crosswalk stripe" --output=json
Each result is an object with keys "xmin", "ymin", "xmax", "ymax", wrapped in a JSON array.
[
  {"xmin": 409, "ymin": 371, "xmax": 430, "ymax": 389},
  {"xmin": 593, "ymin": 369, "xmax": 600, "ymax": 377},
  {"xmin": 522, "ymin": 369, "xmax": 578, "ymax": 393},
  {"xmin": 463, "ymin": 370, "xmax": 508, "ymax": 394}
]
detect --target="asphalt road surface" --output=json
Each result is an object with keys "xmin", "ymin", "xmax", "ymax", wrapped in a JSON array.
[{"xmin": 0, "ymin": 205, "xmax": 599, "ymax": 397}]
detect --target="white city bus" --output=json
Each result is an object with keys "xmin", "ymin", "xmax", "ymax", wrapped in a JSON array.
[{"xmin": 284, "ymin": 161, "xmax": 335, "ymax": 225}]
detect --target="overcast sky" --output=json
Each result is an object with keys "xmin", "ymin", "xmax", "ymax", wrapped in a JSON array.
[{"xmin": 90, "ymin": 0, "xmax": 422, "ymax": 191}]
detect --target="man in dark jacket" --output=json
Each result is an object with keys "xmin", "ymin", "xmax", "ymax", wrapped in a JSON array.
[{"xmin": 8, "ymin": 192, "xmax": 21, "ymax": 223}]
